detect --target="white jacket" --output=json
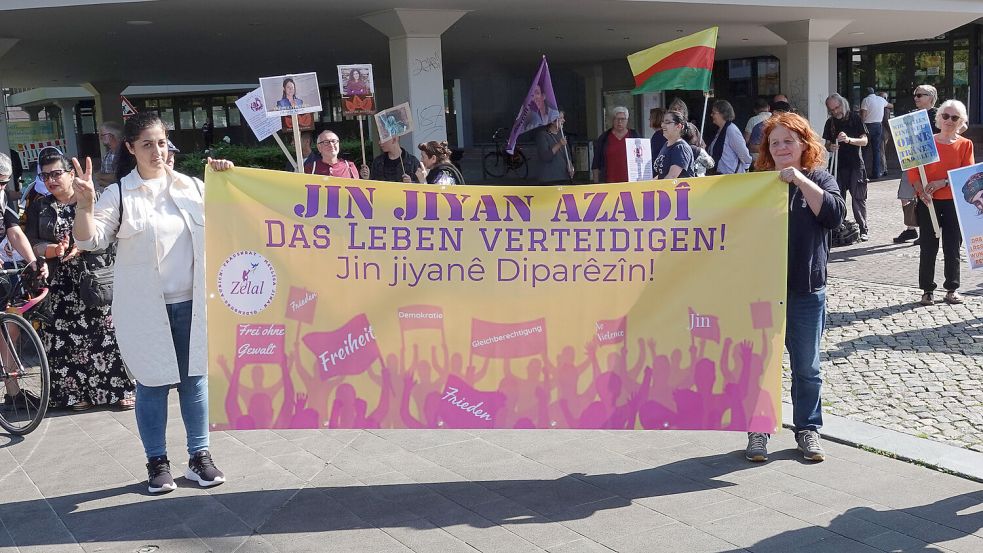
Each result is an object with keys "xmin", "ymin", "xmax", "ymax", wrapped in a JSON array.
[{"xmin": 76, "ymin": 169, "xmax": 207, "ymax": 387}]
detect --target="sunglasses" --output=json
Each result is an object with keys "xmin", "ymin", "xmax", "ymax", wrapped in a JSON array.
[
  {"xmin": 39, "ymin": 169, "xmax": 73, "ymax": 181},
  {"xmin": 317, "ymin": 139, "xmax": 340, "ymax": 145},
  {"xmin": 0, "ymin": 178, "xmax": 9, "ymax": 186},
  {"xmin": 940, "ymin": 113, "xmax": 961, "ymax": 122},
  {"xmin": 913, "ymin": 93, "xmax": 929, "ymax": 98}
]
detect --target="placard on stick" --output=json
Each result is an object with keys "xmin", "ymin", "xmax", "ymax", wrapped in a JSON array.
[
  {"xmin": 374, "ymin": 103, "xmax": 414, "ymax": 143},
  {"xmin": 259, "ymin": 72, "xmax": 322, "ymax": 117},
  {"xmin": 888, "ymin": 109, "xmax": 941, "ymax": 237},
  {"xmin": 338, "ymin": 64, "xmax": 376, "ymax": 116}
]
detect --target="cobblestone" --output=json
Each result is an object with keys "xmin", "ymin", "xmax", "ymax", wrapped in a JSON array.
[{"xmin": 781, "ymin": 278, "xmax": 982, "ymax": 451}]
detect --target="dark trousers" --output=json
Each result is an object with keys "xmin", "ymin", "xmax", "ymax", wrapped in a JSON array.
[
  {"xmin": 865, "ymin": 123, "xmax": 883, "ymax": 177},
  {"xmin": 916, "ymin": 199, "xmax": 962, "ymax": 292},
  {"xmin": 836, "ymin": 164, "xmax": 868, "ymax": 233}
]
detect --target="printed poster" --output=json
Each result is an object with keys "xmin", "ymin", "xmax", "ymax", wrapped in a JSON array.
[
  {"xmin": 374, "ymin": 103, "xmax": 414, "ymax": 143},
  {"xmin": 888, "ymin": 109, "xmax": 939, "ymax": 171},
  {"xmin": 947, "ymin": 162, "xmax": 983, "ymax": 270},
  {"xmin": 338, "ymin": 64, "xmax": 376, "ymax": 116},
  {"xmin": 205, "ymin": 170, "xmax": 789, "ymax": 433},
  {"xmin": 259, "ymin": 72, "xmax": 322, "ymax": 117},
  {"xmin": 626, "ymin": 138, "xmax": 653, "ymax": 182},
  {"xmin": 235, "ymin": 87, "xmax": 282, "ymax": 142}
]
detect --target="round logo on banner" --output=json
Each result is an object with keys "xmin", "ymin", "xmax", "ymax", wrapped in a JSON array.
[{"xmin": 217, "ymin": 251, "xmax": 277, "ymax": 316}]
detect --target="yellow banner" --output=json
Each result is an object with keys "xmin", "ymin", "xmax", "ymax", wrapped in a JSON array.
[{"xmin": 205, "ymin": 169, "xmax": 788, "ymax": 432}]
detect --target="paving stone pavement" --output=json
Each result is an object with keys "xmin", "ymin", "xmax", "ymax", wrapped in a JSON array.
[
  {"xmin": 781, "ymin": 277, "xmax": 983, "ymax": 453},
  {"xmin": 1, "ymin": 407, "xmax": 982, "ymax": 553}
]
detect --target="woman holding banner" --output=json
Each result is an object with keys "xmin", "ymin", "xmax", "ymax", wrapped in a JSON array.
[
  {"xmin": 909, "ymin": 99, "xmax": 974, "ymax": 306},
  {"xmin": 536, "ymin": 112, "xmax": 574, "ymax": 185},
  {"xmin": 416, "ymin": 141, "xmax": 465, "ymax": 185},
  {"xmin": 71, "ymin": 112, "xmax": 234, "ymax": 494},
  {"xmin": 748, "ymin": 112, "xmax": 845, "ymax": 463}
]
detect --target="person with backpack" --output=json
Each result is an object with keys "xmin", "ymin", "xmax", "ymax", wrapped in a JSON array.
[{"xmin": 823, "ymin": 93, "xmax": 870, "ymax": 241}]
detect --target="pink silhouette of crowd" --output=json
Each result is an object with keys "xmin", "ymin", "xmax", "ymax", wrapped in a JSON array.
[{"xmin": 216, "ymin": 304, "xmax": 778, "ymax": 433}]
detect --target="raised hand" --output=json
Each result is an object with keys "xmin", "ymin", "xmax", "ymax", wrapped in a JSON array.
[{"xmin": 71, "ymin": 157, "xmax": 96, "ymax": 209}]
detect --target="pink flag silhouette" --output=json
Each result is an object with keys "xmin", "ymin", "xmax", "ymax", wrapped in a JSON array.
[
  {"xmin": 303, "ymin": 313, "xmax": 381, "ymax": 379},
  {"xmin": 470, "ymin": 317, "xmax": 547, "ymax": 359},
  {"xmin": 285, "ymin": 286, "xmax": 317, "ymax": 324},
  {"xmin": 436, "ymin": 375, "xmax": 506, "ymax": 429},
  {"xmin": 595, "ymin": 316, "xmax": 627, "ymax": 346}
]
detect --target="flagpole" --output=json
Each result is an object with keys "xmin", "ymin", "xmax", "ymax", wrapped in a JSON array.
[{"xmin": 699, "ymin": 89, "xmax": 710, "ymax": 144}]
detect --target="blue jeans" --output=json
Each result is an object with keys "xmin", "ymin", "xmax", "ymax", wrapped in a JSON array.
[
  {"xmin": 866, "ymin": 123, "xmax": 883, "ymax": 177},
  {"xmin": 134, "ymin": 301, "xmax": 209, "ymax": 459},
  {"xmin": 786, "ymin": 288, "xmax": 825, "ymax": 432}
]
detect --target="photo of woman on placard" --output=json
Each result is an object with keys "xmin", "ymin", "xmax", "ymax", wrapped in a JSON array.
[
  {"xmin": 276, "ymin": 77, "xmax": 304, "ymax": 110},
  {"xmin": 344, "ymin": 69, "xmax": 371, "ymax": 97}
]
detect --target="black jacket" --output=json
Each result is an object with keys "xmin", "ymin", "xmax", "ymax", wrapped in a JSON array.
[
  {"xmin": 370, "ymin": 149, "xmax": 422, "ymax": 183},
  {"xmin": 24, "ymin": 195, "xmax": 111, "ymax": 276},
  {"xmin": 788, "ymin": 170, "xmax": 846, "ymax": 294}
]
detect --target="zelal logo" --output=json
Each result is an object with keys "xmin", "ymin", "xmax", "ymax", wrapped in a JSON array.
[
  {"xmin": 217, "ymin": 251, "xmax": 277, "ymax": 316},
  {"xmin": 249, "ymin": 97, "xmax": 264, "ymax": 112}
]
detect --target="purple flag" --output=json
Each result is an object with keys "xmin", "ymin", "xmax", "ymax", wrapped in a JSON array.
[{"xmin": 506, "ymin": 56, "xmax": 559, "ymax": 154}]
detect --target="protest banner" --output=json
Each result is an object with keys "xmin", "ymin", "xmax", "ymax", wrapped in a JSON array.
[
  {"xmin": 946, "ymin": 162, "xmax": 983, "ymax": 270},
  {"xmin": 235, "ymin": 88, "xmax": 293, "ymax": 169},
  {"xmin": 506, "ymin": 56, "xmax": 560, "ymax": 155},
  {"xmin": 889, "ymin": 109, "xmax": 941, "ymax": 236},
  {"xmin": 259, "ymin": 72, "xmax": 322, "ymax": 172},
  {"xmin": 626, "ymin": 138, "xmax": 653, "ymax": 182},
  {"xmin": 205, "ymin": 170, "xmax": 788, "ymax": 432}
]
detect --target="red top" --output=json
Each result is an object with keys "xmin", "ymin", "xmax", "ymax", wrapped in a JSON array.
[
  {"xmin": 906, "ymin": 136, "xmax": 975, "ymax": 200},
  {"xmin": 304, "ymin": 159, "xmax": 361, "ymax": 179},
  {"xmin": 604, "ymin": 133, "xmax": 630, "ymax": 183}
]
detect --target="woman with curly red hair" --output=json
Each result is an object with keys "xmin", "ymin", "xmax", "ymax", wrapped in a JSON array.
[{"xmin": 744, "ymin": 112, "xmax": 845, "ymax": 464}]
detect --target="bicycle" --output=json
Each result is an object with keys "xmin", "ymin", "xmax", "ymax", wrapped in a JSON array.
[
  {"xmin": 0, "ymin": 264, "xmax": 51, "ymax": 435},
  {"xmin": 482, "ymin": 127, "xmax": 529, "ymax": 179}
]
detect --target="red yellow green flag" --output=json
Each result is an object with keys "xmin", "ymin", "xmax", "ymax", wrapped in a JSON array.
[{"xmin": 628, "ymin": 27, "xmax": 718, "ymax": 94}]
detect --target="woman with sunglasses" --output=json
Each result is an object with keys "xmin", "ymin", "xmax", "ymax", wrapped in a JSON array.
[
  {"xmin": 72, "ymin": 112, "xmax": 234, "ymax": 494},
  {"xmin": 894, "ymin": 85, "xmax": 940, "ymax": 245},
  {"xmin": 24, "ymin": 150, "xmax": 134, "ymax": 411},
  {"xmin": 907, "ymin": 99, "xmax": 974, "ymax": 306}
]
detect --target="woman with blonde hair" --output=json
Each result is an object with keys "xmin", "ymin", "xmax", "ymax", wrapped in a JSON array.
[{"xmin": 908, "ymin": 99, "xmax": 974, "ymax": 306}]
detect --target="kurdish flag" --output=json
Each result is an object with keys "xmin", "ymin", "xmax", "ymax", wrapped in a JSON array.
[{"xmin": 628, "ymin": 27, "xmax": 718, "ymax": 94}]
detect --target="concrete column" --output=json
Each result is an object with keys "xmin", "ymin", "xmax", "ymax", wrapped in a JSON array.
[
  {"xmin": 767, "ymin": 19, "xmax": 851, "ymax": 131},
  {"xmin": 54, "ymin": 100, "xmax": 79, "ymax": 158},
  {"xmin": 575, "ymin": 65, "xmax": 604, "ymax": 140},
  {"xmin": 362, "ymin": 8, "xmax": 467, "ymax": 149},
  {"xmin": 23, "ymin": 106, "xmax": 43, "ymax": 121},
  {"xmin": 82, "ymin": 80, "xmax": 127, "ymax": 157}
]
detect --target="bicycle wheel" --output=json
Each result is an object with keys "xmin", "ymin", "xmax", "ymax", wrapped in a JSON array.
[
  {"xmin": 508, "ymin": 150, "xmax": 529, "ymax": 179},
  {"xmin": 483, "ymin": 151, "xmax": 508, "ymax": 179},
  {"xmin": 0, "ymin": 312, "xmax": 50, "ymax": 435}
]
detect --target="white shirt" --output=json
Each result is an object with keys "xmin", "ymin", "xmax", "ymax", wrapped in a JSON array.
[
  {"xmin": 745, "ymin": 112, "xmax": 771, "ymax": 135},
  {"xmin": 144, "ymin": 175, "xmax": 194, "ymax": 304},
  {"xmin": 860, "ymin": 94, "xmax": 889, "ymax": 124}
]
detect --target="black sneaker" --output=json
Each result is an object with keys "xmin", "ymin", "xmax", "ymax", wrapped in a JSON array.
[
  {"xmin": 893, "ymin": 228, "xmax": 918, "ymax": 243},
  {"xmin": 147, "ymin": 456, "xmax": 176, "ymax": 494},
  {"xmin": 185, "ymin": 450, "xmax": 225, "ymax": 487}
]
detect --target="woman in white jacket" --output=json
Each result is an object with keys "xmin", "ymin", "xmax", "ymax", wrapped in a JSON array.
[{"xmin": 72, "ymin": 112, "xmax": 233, "ymax": 494}]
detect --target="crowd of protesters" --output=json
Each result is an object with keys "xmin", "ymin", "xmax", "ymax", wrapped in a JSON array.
[{"xmin": 0, "ymin": 74, "xmax": 973, "ymax": 496}]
